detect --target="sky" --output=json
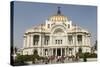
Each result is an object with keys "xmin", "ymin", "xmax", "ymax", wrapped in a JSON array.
[{"xmin": 13, "ymin": 1, "xmax": 97, "ymax": 48}]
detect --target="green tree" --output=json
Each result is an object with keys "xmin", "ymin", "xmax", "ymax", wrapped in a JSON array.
[{"xmin": 94, "ymin": 40, "xmax": 97, "ymax": 50}]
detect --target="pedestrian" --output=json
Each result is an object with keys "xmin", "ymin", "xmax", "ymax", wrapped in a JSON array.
[{"xmin": 83, "ymin": 53, "xmax": 87, "ymax": 62}]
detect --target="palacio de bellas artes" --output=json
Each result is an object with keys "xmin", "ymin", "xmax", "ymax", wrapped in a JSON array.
[{"xmin": 12, "ymin": 1, "xmax": 97, "ymax": 65}]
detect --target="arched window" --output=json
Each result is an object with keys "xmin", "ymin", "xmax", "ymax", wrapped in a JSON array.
[
  {"xmin": 77, "ymin": 35, "xmax": 82, "ymax": 44},
  {"xmin": 33, "ymin": 49, "xmax": 38, "ymax": 55},
  {"xmin": 33, "ymin": 35, "xmax": 39, "ymax": 45},
  {"xmin": 44, "ymin": 36, "xmax": 49, "ymax": 45},
  {"xmin": 45, "ymin": 49, "xmax": 48, "ymax": 56},
  {"xmin": 68, "ymin": 35, "xmax": 73, "ymax": 45}
]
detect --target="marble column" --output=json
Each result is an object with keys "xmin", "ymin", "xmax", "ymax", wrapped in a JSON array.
[
  {"xmin": 66, "ymin": 35, "xmax": 68, "ymax": 46},
  {"xmin": 65, "ymin": 48, "xmax": 66, "ymax": 56},
  {"xmin": 50, "ymin": 34, "xmax": 53, "ymax": 46},
  {"xmin": 72, "ymin": 34, "xmax": 74, "ymax": 46},
  {"xmin": 74, "ymin": 34, "xmax": 77, "ymax": 55},
  {"xmin": 42, "ymin": 34, "xmax": 44, "ymax": 45},
  {"xmin": 25, "ymin": 36, "xmax": 27, "ymax": 48},
  {"xmin": 84, "ymin": 35, "xmax": 87, "ymax": 45},
  {"xmin": 42, "ymin": 48, "xmax": 44, "ymax": 56},
  {"xmin": 41, "ymin": 48, "xmax": 43, "ymax": 56},
  {"xmin": 76, "ymin": 35, "xmax": 78, "ymax": 46},
  {"xmin": 48, "ymin": 48, "xmax": 50, "ymax": 56},
  {"xmin": 29, "ymin": 35, "xmax": 31, "ymax": 47},
  {"xmin": 72, "ymin": 48, "xmax": 75, "ymax": 56},
  {"xmin": 39, "ymin": 34, "xmax": 42, "ymax": 46},
  {"xmin": 67, "ymin": 47, "xmax": 69, "ymax": 56},
  {"xmin": 52, "ymin": 48, "xmax": 53, "ymax": 56},
  {"xmin": 39, "ymin": 34, "xmax": 43, "ymax": 56},
  {"xmin": 49, "ymin": 48, "xmax": 52, "ymax": 56},
  {"xmin": 30, "ymin": 35, "xmax": 33, "ymax": 47},
  {"xmin": 28, "ymin": 35, "xmax": 31, "ymax": 47},
  {"xmin": 82, "ymin": 35, "xmax": 85, "ymax": 46},
  {"xmin": 86, "ymin": 35, "xmax": 88, "ymax": 46},
  {"xmin": 87, "ymin": 36, "xmax": 90, "ymax": 46},
  {"xmin": 88, "ymin": 36, "xmax": 91, "ymax": 46},
  {"xmin": 84, "ymin": 35, "xmax": 86, "ymax": 46},
  {"xmin": 26, "ymin": 35, "xmax": 29, "ymax": 47},
  {"xmin": 61, "ymin": 48, "xmax": 62, "ymax": 56},
  {"xmin": 87, "ymin": 36, "xmax": 89, "ymax": 45}
]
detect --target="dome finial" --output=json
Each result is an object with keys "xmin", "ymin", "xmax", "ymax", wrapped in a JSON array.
[{"xmin": 57, "ymin": 7, "xmax": 61, "ymax": 15}]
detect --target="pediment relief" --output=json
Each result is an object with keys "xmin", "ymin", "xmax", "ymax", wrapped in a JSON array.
[{"xmin": 53, "ymin": 28, "xmax": 65, "ymax": 34}]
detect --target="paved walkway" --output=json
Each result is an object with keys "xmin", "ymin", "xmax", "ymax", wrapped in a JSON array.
[{"xmin": 45, "ymin": 58, "xmax": 97, "ymax": 64}]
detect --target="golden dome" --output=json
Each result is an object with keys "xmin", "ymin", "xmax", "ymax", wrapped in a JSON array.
[
  {"xmin": 48, "ymin": 15, "xmax": 69, "ymax": 22},
  {"xmin": 48, "ymin": 7, "xmax": 69, "ymax": 22}
]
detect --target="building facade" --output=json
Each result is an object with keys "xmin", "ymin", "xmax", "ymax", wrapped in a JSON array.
[{"xmin": 22, "ymin": 7, "xmax": 91, "ymax": 57}]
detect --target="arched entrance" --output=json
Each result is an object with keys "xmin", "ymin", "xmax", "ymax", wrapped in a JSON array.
[
  {"xmin": 57, "ymin": 48, "xmax": 61, "ymax": 56},
  {"xmin": 33, "ymin": 49, "xmax": 38, "ymax": 55},
  {"xmin": 50, "ymin": 24, "xmax": 67, "ymax": 57},
  {"xmin": 78, "ymin": 47, "xmax": 82, "ymax": 53}
]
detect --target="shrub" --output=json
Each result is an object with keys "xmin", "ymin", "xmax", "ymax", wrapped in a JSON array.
[
  {"xmin": 14, "ymin": 54, "xmax": 46, "ymax": 64},
  {"xmin": 78, "ymin": 52, "xmax": 97, "ymax": 58}
]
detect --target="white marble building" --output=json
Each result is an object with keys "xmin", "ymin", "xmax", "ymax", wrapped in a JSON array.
[{"xmin": 22, "ymin": 7, "xmax": 91, "ymax": 57}]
